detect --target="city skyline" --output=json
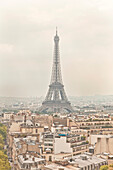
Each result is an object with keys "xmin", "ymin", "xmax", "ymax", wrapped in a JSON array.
[{"xmin": 0, "ymin": 0, "xmax": 113, "ymax": 97}]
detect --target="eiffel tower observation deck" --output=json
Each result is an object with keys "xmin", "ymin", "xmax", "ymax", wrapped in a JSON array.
[{"xmin": 39, "ymin": 29, "xmax": 73, "ymax": 113}]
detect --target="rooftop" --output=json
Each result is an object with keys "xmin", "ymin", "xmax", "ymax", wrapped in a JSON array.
[{"xmin": 18, "ymin": 154, "xmax": 45, "ymax": 164}]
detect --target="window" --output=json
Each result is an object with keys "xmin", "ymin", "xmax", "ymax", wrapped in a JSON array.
[
  {"xmin": 49, "ymin": 156, "xmax": 52, "ymax": 161},
  {"xmin": 26, "ymin": 164, "xmax": 29, "ymax": 169}
]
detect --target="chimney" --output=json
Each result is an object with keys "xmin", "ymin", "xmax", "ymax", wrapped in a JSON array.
[
  {"xmin": 23, "ymin": 153, "xmax": 26, "ymax": 159},
  {"xmin": 32, "ymin": 157, "xmax": 35, "ymax": 161},
  {"xmin": 74, "ymin": 164, "xmax": 79, "ymax": 168},
  {"xmin": 24, "ymin": 115, "xmax": 26, "ymax": 123}
]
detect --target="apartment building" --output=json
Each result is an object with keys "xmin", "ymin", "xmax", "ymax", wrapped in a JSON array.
[
  {"xmin": 42, "ymin": 133, "xmax": 89, "ymax": 162},
  {"xmin": 17, "ymin": 154, "xmax": 46, "ymax": 170},
  {"xmin": 44, "ymin": 153, "xmax": 107, "ymax": 170}
]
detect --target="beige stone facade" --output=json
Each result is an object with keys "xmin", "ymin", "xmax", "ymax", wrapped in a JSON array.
[{"xmin": 95, "ymin": 137, "xmax": 113, "ymax": 155}]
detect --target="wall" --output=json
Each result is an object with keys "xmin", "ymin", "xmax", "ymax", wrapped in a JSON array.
[
  {"xmin": 54, "ymin": 137, "xmax": 72, "ymax": 154},
  {"xmin": 90, "ymin": 135, "xmax": 111, "ymax": 145},
  {"xmin": 95, "ymin": 137, "xmax": 113, "ymax": 155}
]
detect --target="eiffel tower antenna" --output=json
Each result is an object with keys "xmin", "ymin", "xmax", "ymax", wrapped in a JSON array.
[
  {"xmin": 39, "ymin": 29, "xmax": 73, "ymax": 113},
  {"xmin": 56, "ymin": 26, "xmax": 57, "ymax": 35}
]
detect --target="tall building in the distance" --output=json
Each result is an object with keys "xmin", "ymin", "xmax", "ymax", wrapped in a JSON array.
[{"xmin": 39, "ymin": 29, "xmax": 73, "ymax": 113}]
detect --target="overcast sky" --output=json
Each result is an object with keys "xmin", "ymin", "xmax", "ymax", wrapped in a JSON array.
[{"xmin": 0, "ymin": 0, "xmax": 113, "ymax": 97}]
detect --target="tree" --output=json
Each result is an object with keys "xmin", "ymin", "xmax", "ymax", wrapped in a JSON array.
[
  {"xmin": 0, "ymin": 143, "xmax": 4, "ymax": 150},
  {"xmin": 0, "ymin": 151, "xmax": 11, "ymax": 170},
  {"xmin": 0, "ymin": 126, "xmax": 7, "ymax": 140},
  {"xmin": 100, "ymin": 165, "xmax": 108, "ymax": 170},
  {"xmin": 0, "ymin": 134, "xmax": 4, "ymax": 145},
  {"xmin": 109, "ymin": 164, "xmax": 113, "ymax": 167},
  {"xmin": 0, "ymin": 124, "xmax": 10, "ymax": 169}
]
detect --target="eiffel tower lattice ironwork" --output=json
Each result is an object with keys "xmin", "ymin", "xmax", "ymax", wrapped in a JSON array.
[{"xmin": 39, "ymin": 29, "xmax": 73, "ymax": 113}]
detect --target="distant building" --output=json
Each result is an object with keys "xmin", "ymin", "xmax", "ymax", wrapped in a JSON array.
[{"xmin": 3, "ymin": 112, "xmax": 13, "ymax": 121}]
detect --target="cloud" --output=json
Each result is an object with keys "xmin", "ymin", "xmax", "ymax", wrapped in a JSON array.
[
  {"xmin": 0, "ymin": 0, "xmax": 113, "ymax": 97},
  {"xmin": 0, "ymin": 43, "xmax": 14, "ymax": 53}
]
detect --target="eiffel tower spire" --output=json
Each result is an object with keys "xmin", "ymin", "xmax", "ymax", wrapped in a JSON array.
[
  {"xmin": 51, "ymin": 27, "xmax": 62, "ymax": 84},
  {"xmin": 39, "ymin": 29, "xmax": 73, "ymax": 113}
]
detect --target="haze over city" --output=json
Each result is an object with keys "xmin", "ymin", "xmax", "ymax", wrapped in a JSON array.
[{"xmin": 0, "ymin": 0, "xmax": 113, "ymax": 97}]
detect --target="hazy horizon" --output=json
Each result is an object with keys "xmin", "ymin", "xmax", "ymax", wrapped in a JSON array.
[{"xmin": 1, "ymin": 0, "xmax": 113, "ymax": 97}]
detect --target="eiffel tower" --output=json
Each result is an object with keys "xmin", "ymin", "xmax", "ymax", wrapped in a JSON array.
[{"xmin": 39, "ymin": 29, "xmax": 73, "ymax": 113}]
